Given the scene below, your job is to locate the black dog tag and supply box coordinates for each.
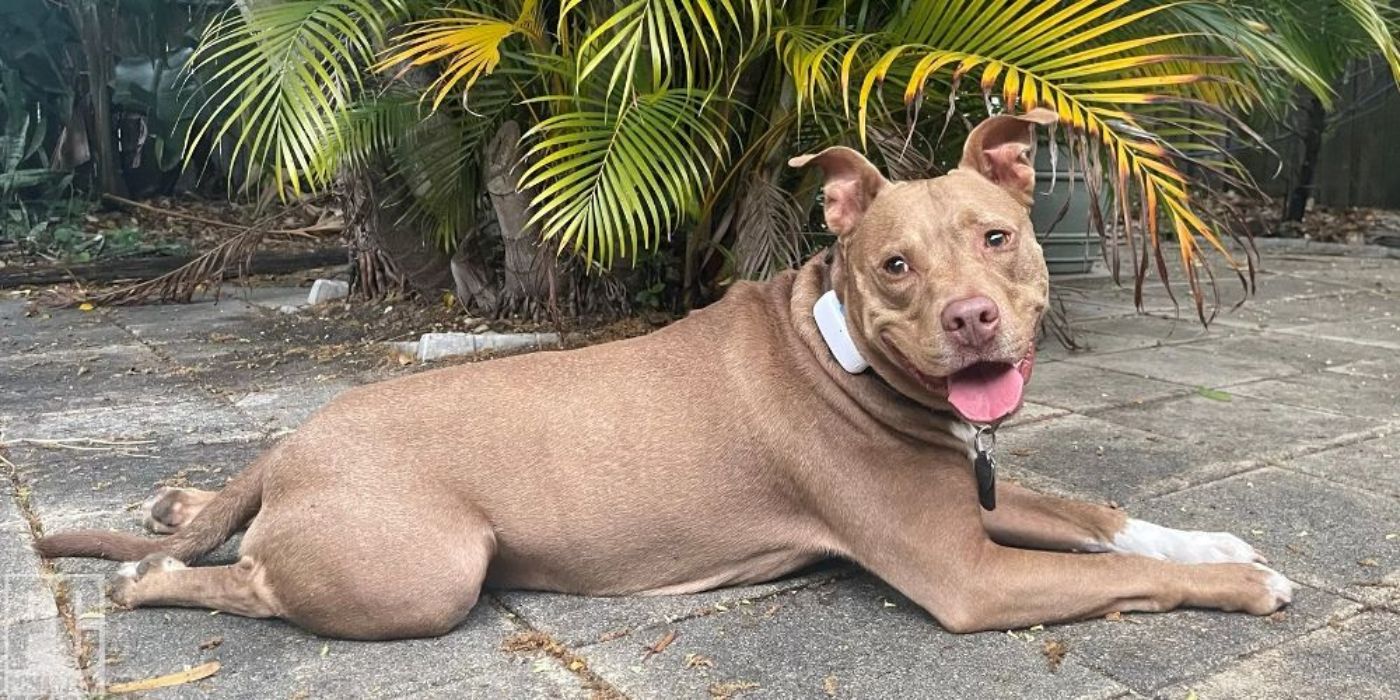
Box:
[974,428,997,511]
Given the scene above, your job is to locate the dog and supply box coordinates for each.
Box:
[35,109,1291,640]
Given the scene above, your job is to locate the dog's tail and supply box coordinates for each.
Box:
[34,458,265,563]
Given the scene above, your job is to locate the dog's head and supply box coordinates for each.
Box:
[790,110,1056,424]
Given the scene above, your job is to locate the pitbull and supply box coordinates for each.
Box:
[36,110,1291,640]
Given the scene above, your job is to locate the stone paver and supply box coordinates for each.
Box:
[1092,393,1379,463]
[1158,611,1400,700]
[86,601,585,699]
[498,567,847,648]
[1130,468,1400,607]
[1281,432,1400,498]
[1044,581,1360,695]
[580,576,1126,700]
[1,253,1397,698]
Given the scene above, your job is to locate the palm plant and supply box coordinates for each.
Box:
[183,0,1400,318]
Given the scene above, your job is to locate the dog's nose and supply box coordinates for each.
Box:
[941,296,1001,347]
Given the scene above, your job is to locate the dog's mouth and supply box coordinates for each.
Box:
[944,359,1031,424]
[885,339,1034,424]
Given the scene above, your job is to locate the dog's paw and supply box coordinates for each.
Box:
[141,487,198,533]
[1208,563,1294,615]
[1111,518,1264,565]
[108,554,185,608]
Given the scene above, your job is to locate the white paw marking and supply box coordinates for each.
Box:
[1254,563,1294,604]
[1109,518,1263,564]
[117,561,140,578]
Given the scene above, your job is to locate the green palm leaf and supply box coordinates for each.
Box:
[184,0,405,196]
[519,89,731,265]
[569,0,766,104]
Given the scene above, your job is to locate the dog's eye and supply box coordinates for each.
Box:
[882,256,909,275]
[985,230,1012,248]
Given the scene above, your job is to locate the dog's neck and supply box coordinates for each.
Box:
[787,254,973,453]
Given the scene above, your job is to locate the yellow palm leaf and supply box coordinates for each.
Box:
[378,2,542,110]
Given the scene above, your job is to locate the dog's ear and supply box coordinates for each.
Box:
[788,147,888,236]
[959,109,1058,205]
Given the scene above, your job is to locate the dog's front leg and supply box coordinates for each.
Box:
[833,461,1292,633]
[982,482,1267,564]
[979,481,1125,552]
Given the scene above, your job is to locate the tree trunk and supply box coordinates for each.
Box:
[485,120,556,318]
[67,0,126,197]
[1283,89,1327,225]
[340,163,453,298]
[450,247,500,314]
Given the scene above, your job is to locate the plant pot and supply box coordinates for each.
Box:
[1031,147,1102,275]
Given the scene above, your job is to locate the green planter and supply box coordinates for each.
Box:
[1031,148,1102,275]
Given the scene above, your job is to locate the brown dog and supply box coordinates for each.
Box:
[35,110,1291,640]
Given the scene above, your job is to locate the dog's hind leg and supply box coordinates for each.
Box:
[109,554,280,619]
[254,502,498,640]
[141,487,218,534]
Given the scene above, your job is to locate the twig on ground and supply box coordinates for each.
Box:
[0,436,157,452]
[102,194,343,237]
[45,212,281,307]
[106,661,220,694]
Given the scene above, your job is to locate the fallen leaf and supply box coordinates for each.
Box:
[319,643,329,657]
[567,659,585,672]
[1195,386,1232,402]
[107,661,219,694]
[823,674,839,697]
[641,629,678,661]
[1042,638,1069,672]
[1358,558,1379,567]
[501,631,552,653]
[1104,611,1123,622]
[198,636,223,651]
[708,680,759,699]
[684,653,714,669]
[78,302,94,312]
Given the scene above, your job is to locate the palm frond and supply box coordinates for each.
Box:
[185,0,406,196]
[569,0,767,104]
[376,1,542,110]
[314,92,426,177]
[1160,1,1400,109]
[394,77,518,249]
[519,89,732,265]
[731,171,804,280]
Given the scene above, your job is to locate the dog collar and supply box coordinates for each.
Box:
[813,290,870,374]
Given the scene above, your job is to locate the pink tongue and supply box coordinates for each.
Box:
[946,364,1025,424]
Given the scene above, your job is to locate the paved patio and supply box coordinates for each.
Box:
[1,253,1397,698]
